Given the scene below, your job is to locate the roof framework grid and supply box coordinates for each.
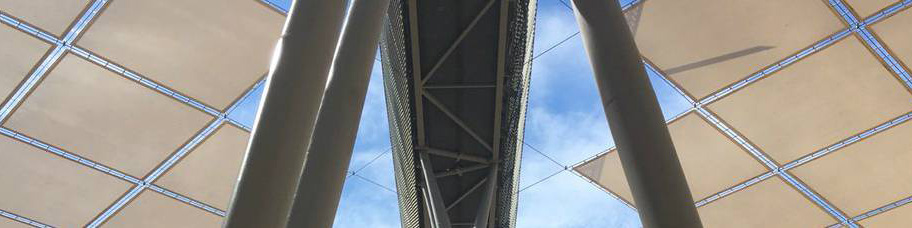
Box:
[572,0,912,227]
[3,54,215,177]
[0,133,132,227]
[74,0,284,110]
[574,112,768,204]
[705,35,912,165]
[856,197,912,227]
[0,0,288,226]
[868,5,912,87]
[101,190,223,227]
[154,124,250,211]
[791,119,912,217]
[0,22,53,113]
[633,0,845,100]
[697,177,837,227]
[0,0,92,36]
[844,0,899,19]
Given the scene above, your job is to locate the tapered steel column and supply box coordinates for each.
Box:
[286,0,390,227]
[222,0,346,227]
[571,0,703,227]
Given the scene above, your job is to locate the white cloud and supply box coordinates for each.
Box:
[516,172,640,228]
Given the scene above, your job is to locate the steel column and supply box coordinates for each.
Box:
[285,0,390,227]
[222,0,346,227]
[571,0,703,227]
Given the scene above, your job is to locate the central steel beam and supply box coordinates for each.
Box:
[475,0,511,226]
[571,0,703,227]
[222,0,346,227]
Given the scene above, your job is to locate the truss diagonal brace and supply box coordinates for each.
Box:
[446,177,489,211]
[423,92,494,152]
[421,0,499,84]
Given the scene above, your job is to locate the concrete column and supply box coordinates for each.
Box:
[222,0,346,227]
[286,0,390,226]
[571,0,703,227]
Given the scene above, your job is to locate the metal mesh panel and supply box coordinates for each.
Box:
[379,0,423,226]
[494,0,537,227]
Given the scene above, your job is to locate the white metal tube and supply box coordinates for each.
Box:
[222,0,347,227]
[572,0,703,227]
[286,0,390,226]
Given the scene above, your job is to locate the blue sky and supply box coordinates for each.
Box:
[234,0,694,227]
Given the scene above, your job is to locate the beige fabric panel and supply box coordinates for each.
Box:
[3,55,212,177]
[0,217,30,228]
[573,113,767,204]
[859,203,912,228]
[708,37,912,164]
[791,121,912,216]
[102,191,221,228]
[0,25,51,101]
[635,0,844,99]
[573,151,635,205]
[844,0,896,18]
[872,8,912,74]
[0,135,131,227]
[155,124,250,210]
[698,178,836,227]
[0,0,88,35]
[667,113,766,200]
[76,0,283,109]
[575,155,604,181]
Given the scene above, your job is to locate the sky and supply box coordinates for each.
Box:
[236,0,694,227]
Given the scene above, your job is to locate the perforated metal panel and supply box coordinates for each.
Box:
[379,0,424,226]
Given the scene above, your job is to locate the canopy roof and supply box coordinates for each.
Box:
[0,0,281,226]
[575,0,912,227]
